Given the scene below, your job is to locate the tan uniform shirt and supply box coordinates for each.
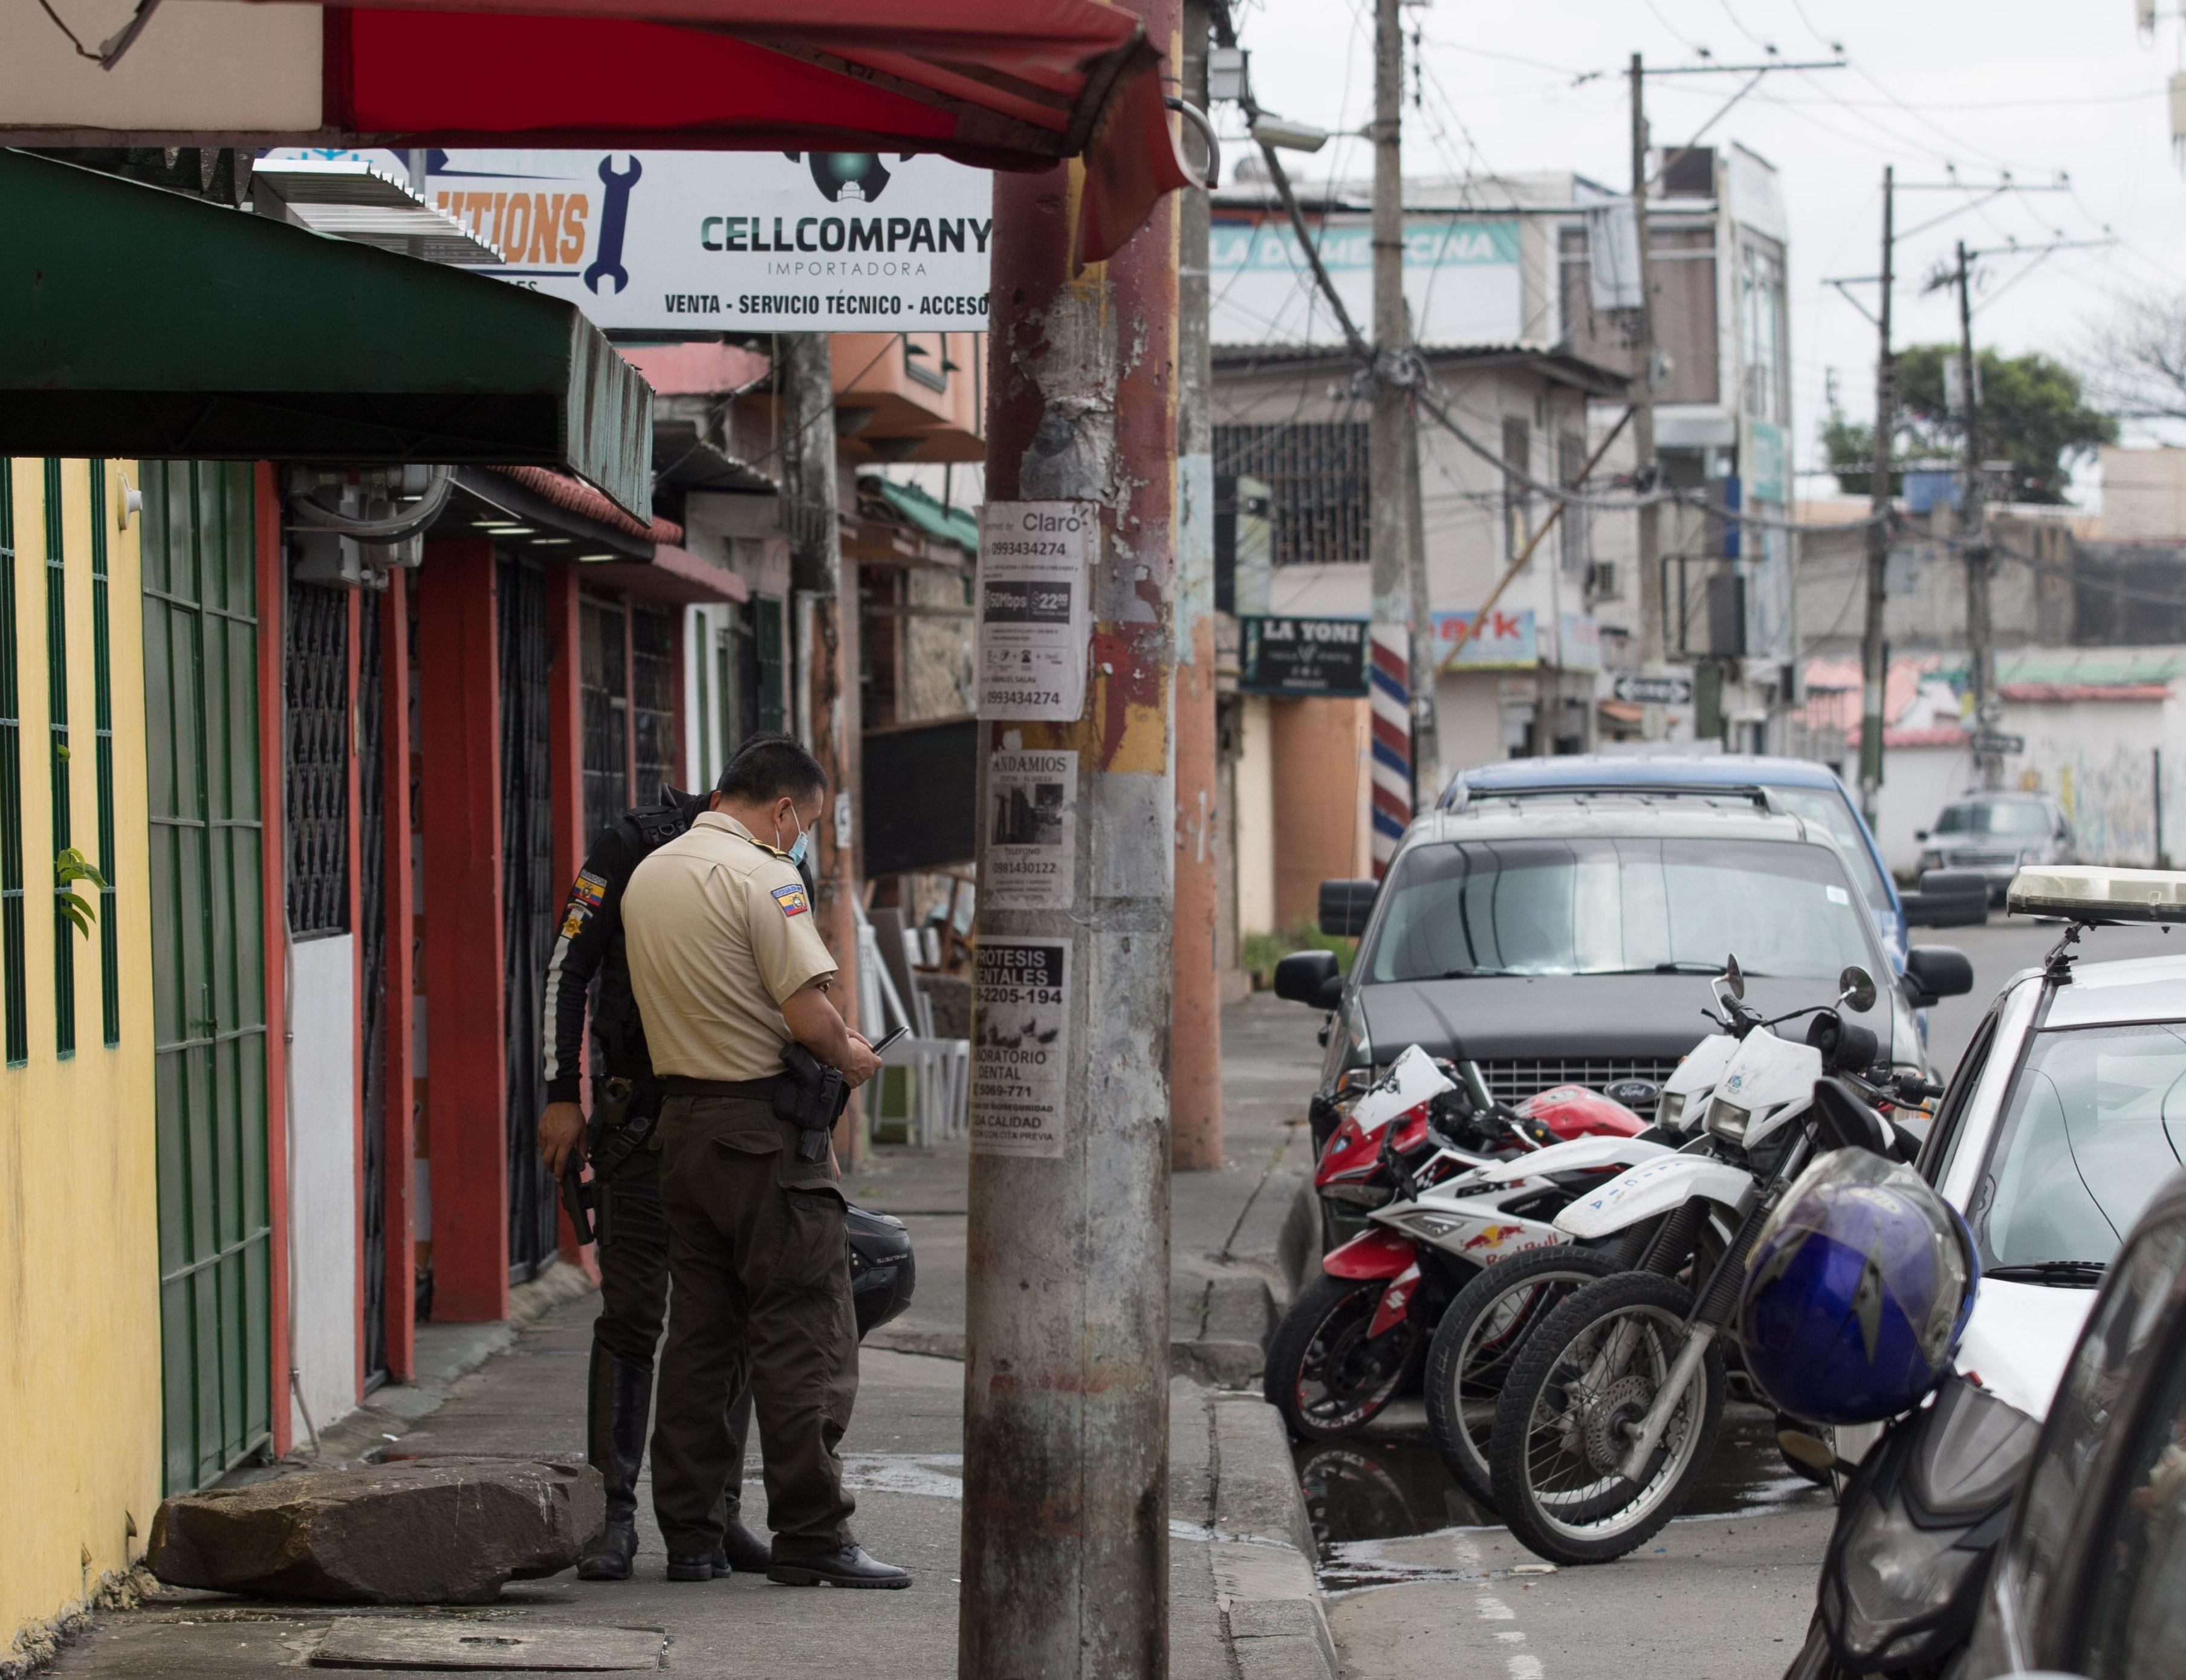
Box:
[621,810,837,1082]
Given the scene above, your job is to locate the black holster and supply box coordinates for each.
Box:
[773,1043,851,1163]
[589,1075,666,1185]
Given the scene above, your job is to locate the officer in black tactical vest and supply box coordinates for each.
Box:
[537,787,769,1582]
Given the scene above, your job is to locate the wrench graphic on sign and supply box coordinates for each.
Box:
[584,155,643,294]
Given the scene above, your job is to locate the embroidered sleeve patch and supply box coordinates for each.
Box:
[559,908,587,940]
[771,882,810,918]
[570,871,608,910]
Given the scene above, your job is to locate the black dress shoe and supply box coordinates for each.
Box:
[719,1518,773,1574]
[767,1545,912,1589]
[666,1552,731,1581]
[577,1521,637,1581]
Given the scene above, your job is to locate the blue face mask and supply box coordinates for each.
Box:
[780,806,810,866]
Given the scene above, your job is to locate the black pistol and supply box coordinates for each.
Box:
[776,1043,851,1164]
[560,1161,598,1245]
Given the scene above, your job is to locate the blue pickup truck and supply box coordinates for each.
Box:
[1441,753,1910,976]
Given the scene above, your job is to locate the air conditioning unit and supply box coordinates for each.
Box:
[1586,560,1620,600]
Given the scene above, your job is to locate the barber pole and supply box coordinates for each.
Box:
[1369,623,1412,877]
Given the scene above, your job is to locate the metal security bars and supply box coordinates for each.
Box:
[1212,422,1371,567]
[44,460,71,1057]
[283,579,349,938]
[357,595,388,1386]
[0,465,22,1065]
[579,596,628,848]
[498,556,557,1283]
[89,462,119,1046]
[631,604,677,806]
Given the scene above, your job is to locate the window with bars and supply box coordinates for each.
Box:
[89,462,118,1045]
[579,596,628,845]
[44,461,73,1055]
[753,594,786,735]
[1212,422,1370,567]
[630,603,678,806]
[1501,417,1532,562]
[1558,431,1590,577]
[284,577,349,938]
[0,464,22,1065]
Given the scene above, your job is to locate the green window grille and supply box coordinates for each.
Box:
[89,461,119,1046]
[45,459,73,1058]
[0,464,22,1065]
[754,593,786,735]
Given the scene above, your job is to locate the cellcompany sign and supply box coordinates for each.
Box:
[270,148,993,334]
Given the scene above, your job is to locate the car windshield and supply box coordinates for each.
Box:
[1358,835,1880,984]
[1936,800,2052,837]
[1769,784,1895,915]
[1968,1022,2186,1273]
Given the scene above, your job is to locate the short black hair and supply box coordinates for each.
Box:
[716,733,828,804]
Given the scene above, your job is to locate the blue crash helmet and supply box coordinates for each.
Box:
[1737,1149,1979,1425]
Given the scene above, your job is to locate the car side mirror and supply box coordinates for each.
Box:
[1273,949,1341,1008]
[1914,829,1929,842]
[1318,878,1378,938]
[1904,945,1974,1007]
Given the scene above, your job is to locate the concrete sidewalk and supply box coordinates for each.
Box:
[46,997,1332,1679]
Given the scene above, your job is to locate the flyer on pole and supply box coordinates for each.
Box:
[976,502,1093,721]
[984,750,1077,910]
[971,939,1071,1159]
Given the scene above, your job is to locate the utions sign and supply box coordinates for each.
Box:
[271,148,993,333]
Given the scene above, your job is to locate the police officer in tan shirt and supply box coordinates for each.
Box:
[621,735,908,1589]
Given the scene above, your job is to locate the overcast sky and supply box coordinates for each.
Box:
[1227,0,2186,499]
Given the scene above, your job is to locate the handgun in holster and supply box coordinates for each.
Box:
[588,1075,665,1185]
[774,1043,851,1164]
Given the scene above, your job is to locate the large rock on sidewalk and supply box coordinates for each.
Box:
[147,1458,603,1605]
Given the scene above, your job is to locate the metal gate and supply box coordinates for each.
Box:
[499,556,556,1282]
[579,595,627,846]
[142,462,272,1491]
[357,597,388,1386]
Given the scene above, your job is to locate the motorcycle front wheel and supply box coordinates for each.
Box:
[1487,1271,1725,1564]
[1263,1273,1422,1441]
[1422,1245,1625,1511]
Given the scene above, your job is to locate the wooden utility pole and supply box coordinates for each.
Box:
[958,0,1180,1667]
[1630,53,1664,696]
[1858,166,1894,826]
[1953,241,1999,791]
[1171,0,1221,1170]
[1367,0,1416,865]
[780,331,863,1163]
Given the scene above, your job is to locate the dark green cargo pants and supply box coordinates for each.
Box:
[649,1093,860,1562]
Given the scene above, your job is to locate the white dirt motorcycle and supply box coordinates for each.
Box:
[1485,959,1929,1564]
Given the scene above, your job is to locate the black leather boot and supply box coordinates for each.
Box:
[767,1545,912,1589]
[577,1344,654,1581]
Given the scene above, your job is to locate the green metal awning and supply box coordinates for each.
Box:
[0,150,650,520]
[859,473,979,553]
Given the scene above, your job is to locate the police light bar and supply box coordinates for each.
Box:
[2007,865,2186,924]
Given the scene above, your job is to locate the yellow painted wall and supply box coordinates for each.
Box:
[0,459,161,1655]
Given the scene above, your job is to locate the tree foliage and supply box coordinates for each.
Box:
[1824,345,2115,505]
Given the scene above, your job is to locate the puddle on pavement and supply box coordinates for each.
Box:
[1296,1403,1829,1590]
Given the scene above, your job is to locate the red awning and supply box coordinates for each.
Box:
[288,0,1192,262]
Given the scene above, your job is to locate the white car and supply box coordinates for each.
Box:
[1898,867,2186,1437]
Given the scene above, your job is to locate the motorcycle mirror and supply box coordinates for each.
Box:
[1837,965,1877,1015]
[1724,954,1745,1000]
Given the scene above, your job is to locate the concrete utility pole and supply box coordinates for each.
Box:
[1858,166,1894,828]
[958,2,1180,1669]
[1953,241,2000,791]
[1367,0,1417,864]
[1629,53,1665,696]
[780,331,864,1162]
[1172,0,1222,1171]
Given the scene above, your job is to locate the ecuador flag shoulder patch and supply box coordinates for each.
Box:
[771,882,810,918]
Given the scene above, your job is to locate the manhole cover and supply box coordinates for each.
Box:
[311,1619,664,1671]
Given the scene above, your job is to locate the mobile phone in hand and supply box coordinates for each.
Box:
[869,1025,910,1056]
